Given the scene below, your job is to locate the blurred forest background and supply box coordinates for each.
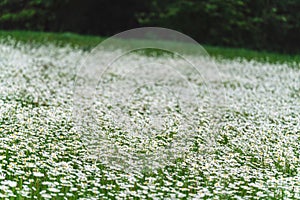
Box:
[0,0,299,54]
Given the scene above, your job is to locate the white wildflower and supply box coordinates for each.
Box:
[48,188,60,193]
[33,172,44,177]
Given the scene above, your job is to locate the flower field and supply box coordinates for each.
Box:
[0,39,299,199]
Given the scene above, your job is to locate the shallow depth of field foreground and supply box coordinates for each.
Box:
[0,40,300,199]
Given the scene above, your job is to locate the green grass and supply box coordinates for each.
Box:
[0,30,104,51]
[204,45,300,66]
[1,30,300,67]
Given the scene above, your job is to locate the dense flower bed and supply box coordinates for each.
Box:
[0,40,299,199]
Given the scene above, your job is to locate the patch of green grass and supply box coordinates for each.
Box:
[205,45,300,67]
[0,30,299,67]
[0,30,104,50]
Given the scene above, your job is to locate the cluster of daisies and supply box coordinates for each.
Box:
[0,39,299,199]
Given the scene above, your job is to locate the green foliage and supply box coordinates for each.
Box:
[0,0,299,53]
[0,0,62,30]
[138,0,300,53]
[0,0,148,34]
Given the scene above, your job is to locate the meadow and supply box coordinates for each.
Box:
[0,31,299,199]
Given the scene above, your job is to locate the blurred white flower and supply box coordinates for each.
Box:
[2,180,17,187]
[33,172,44,177]
[48,188,60,193]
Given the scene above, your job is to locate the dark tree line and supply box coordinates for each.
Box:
[0,0,149,34]
[1,0,299,53]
